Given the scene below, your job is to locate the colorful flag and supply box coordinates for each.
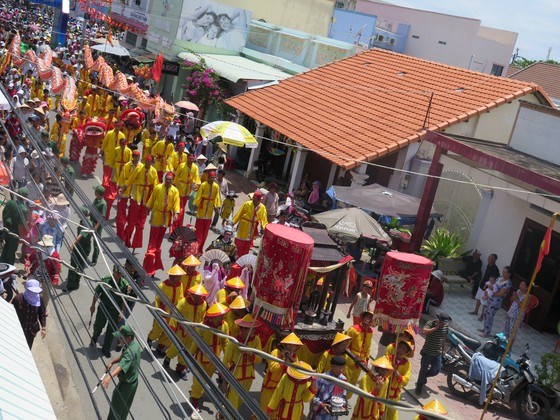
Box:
[107,30,114,47]
[151,53,164,83]
[535,213,558,273]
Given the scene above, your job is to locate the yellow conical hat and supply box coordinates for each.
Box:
[235,314,261,328]
[206,302,230,317]
[182,255,201,266]
[280,332,303,346]
[316,277,324,286]
[225,276,245,290]
[332,332,352,346]
[167,265,186,276]
[423,400,448,415]
[371,355,394,371]
[287,361,313,380]
[228,295,249,310]
[187,283,208,297]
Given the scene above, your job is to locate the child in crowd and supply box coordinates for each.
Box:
[477,275,497,321]
[220,191,236,226]
[347,280,373,325]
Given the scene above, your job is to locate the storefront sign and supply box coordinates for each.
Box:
[162,61,180,76]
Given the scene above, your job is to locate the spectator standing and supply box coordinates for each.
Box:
[480,266,512,338]
[471,253,499,309]
[211,169,228,230]
[346,280,373,325]
[12,279,47,349]
[504,281,528,338]
[262,182,279,223]
[0,187,29,265]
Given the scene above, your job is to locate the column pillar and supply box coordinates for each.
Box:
[282,146,293,179]
[350,163,368,187]
[245,122,264,176]
[326,163,337,188]
[410,146,444,251]
[288,146,308,193]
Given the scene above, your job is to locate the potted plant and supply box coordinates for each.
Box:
[420,228,463,262]
[535,352,560,408]
[382,217,412,251]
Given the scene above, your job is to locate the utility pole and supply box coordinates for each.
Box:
[546,47,552,61]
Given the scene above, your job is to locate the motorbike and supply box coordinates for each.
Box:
[447,341,551,420]
[277,201,311,228]
[444,327,519,374]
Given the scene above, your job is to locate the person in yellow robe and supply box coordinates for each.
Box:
[101,122,126,188]
[124,155,158,249]
[346,310,375,386]
[385,339,413,420]
[225,295,249,338]
[232,189,268,257]
[105,138,131,219]
[42,89,53,111]
[352,356,393,420]
[179,255,202,290]
[164,283,208,379]
[84,88,102,117]
[168,141,189,172]
[413,400,448,420]
[193,171,221,253]
[146,265,186,355]
[189,302,230,412]
[260,332,303,413]
[50,114,68,158]
[317,332,352,376]
[142,174,180,276]
[267,361,317,420]
[104,108,118,131]
[151,135,175,180]
[222,314,262,411]
[141,126,158,161]
[216,276,245,307]
[172,154,200,232]
[116,150,142,243]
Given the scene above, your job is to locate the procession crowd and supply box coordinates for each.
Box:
[0,3,455,420]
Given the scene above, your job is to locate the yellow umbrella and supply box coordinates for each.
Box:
[200,121,258,149]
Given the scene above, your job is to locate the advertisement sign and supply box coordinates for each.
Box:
[177,0,252,52]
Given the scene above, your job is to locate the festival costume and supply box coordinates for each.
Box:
[124,164,158,248]
[101,129,126,188]
[181,272,202,291]
[147,279,184,351]
[152,140,174,180]
[223,334,262,409]
[168,151,189,172]
[189,319,229,400]
[384,346,412,420]
[116,161,141,242]
[172,162,200,231]
[317,350,350,377]
[49,122,67,158]
[351,374,389,420]
[193,181,221,253]
[69,116,87,162]
[105,145,131,218]
[346,324,374,386]
[260,348,299,413]
[142,183,180,276]
[233,200,268,257]
[85,93,102,117]
[165,295,207,370]
[267,373,317,420]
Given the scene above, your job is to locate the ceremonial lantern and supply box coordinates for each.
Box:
[253,224,314,328]
[373,252,433,332]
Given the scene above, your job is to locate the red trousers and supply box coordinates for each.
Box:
[69,135,84,163]
[195,218,211,254]
[116,197,129,241]
[235,238,252,257]
[171,196,188,233]
[102,165,112,188]
[125,200,149,248]
[143,226,166,276]
[104,181,118,219]
[80,147,97,175]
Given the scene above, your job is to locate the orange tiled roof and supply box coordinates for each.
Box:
[509,62,560,100]
[226,49,553,170]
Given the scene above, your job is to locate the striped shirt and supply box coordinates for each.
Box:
[421,319,448,356]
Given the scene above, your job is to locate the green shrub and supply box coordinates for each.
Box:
[421,228,463,261]
[535,352,560,390]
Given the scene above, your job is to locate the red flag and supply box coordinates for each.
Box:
[152,53,164,83]
[535,213,558,273]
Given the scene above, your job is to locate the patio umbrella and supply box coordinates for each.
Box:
[174,100,199,111]
[312,207,392,244]
[200,121,258,148]
[91,43,130,57]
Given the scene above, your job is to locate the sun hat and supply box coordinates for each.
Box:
[371,355,394,371]
[228,295,249,310]
[54,194,70,206]
[280,332,303,346]
[23,279,42,307]
[196,154,207,161]
[167,264,186,276]
[431,270,444,281]
[332,332,351,346]
[423,400,448,415]
[25,279,43,293]
[206,302,230,317]
[187,284,208,297]
[235,314,260,328]
[182,255,201,266]
[287,361,313,381]
[225,277,245,290]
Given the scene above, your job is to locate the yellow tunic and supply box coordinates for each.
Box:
[180,272,202,291]
[117,161,141,198]
[168,151,189,172]
[352,374,389,420]
[175,162,200,197]
[85,93,102,117]
[123,126,142,144]
[148,279,184,344]
[165,296,207,363]
[346,324,375,385]
[102,129,126,167]
[385,345,411,420]
[147,183,180,227]
[49,122,67,158]
[126,164,158,206]
[111,145,132,183]
[189,320,229,367]
[267,374,316,420]
[260,348,299,412]
[316,350,349,377]
[141,132,157,161]
[152,140,174,172]
[223,335,262,409]
[193,181,221,220]
[220,197,235,220]
[233,200,268,241]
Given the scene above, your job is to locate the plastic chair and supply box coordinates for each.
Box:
[523,294,539,325]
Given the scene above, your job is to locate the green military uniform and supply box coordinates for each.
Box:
[66,225,92,290]
[0,198,28,265]
[92,275,129,353]
[108,337,141,420]
[63,162,76,196]
[90,196,107,265]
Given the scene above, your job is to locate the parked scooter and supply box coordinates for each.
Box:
[444,327,519,374]
[447,342,551,419]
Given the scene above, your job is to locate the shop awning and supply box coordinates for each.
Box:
[177,52,292,83]
[0,299,56,419]
[129,48,157,63]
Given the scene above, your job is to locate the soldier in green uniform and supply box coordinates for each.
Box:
[102,325,141,420]
[60,156,75,196]
[1,187,29,265]
[64,206,93,291]
[91,185,107,266]
[90,265,129,358]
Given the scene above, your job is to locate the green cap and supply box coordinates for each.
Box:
[18,187,29,197]
[94,185,105,195]
[60,156,70,164]
[113,325,135,338]
[40,130,49,138]
[79,205,89,215]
